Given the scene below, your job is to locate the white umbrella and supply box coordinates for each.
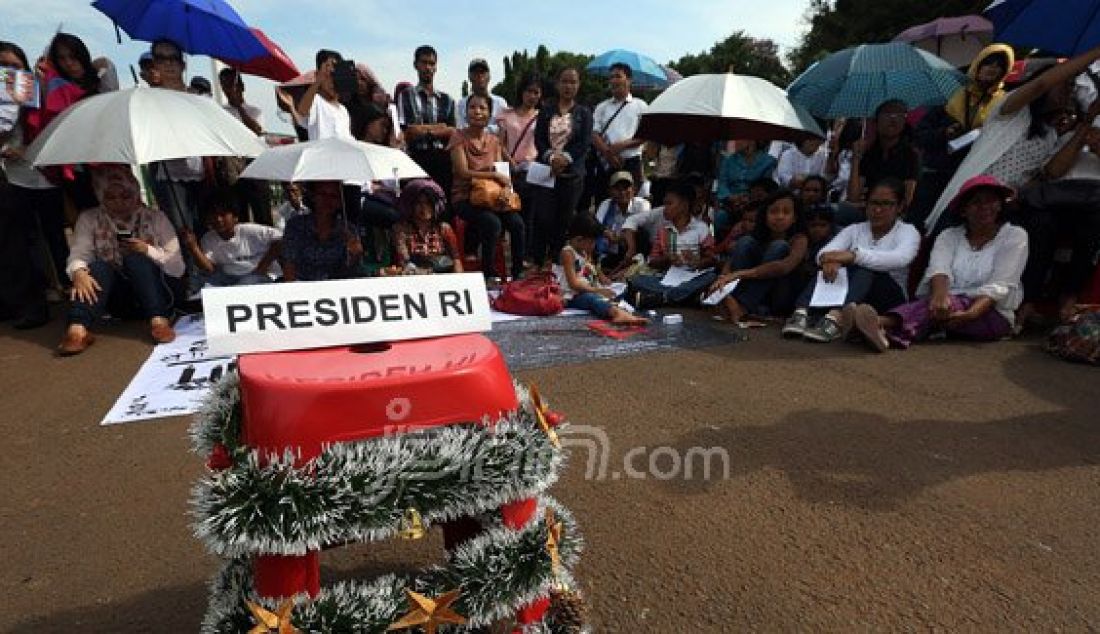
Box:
[636,73,823,145]
[239,137,428,185]
[26,87,267,166]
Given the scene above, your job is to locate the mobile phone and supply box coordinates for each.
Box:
[332,60,357,97]
[116,229,132,242]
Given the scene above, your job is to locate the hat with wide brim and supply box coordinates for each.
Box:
[947,174,1014,213]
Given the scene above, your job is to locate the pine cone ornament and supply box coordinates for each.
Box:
[546,586,587,633]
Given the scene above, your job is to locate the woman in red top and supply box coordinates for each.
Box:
[450,93,525,280]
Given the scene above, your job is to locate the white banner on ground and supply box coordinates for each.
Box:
[101,315,235,425]
[202,273,492,355]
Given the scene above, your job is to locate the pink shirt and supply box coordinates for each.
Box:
[495,107,538,165]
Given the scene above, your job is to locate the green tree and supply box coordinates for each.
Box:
[789,0,991,74]
[669,32,791,86]
[493,47,606,107]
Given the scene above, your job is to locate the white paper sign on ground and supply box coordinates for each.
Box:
[702,279,740,305]
[203,273,491,355]
[660,265,707,287]
[809,268,849,307]
[101,315,235,425]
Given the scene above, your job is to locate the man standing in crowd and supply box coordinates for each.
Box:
[297,49,353,141]
[219,67,272,226]
[586,62,648,211]
[397,45,456,202]
[456,58,508,134]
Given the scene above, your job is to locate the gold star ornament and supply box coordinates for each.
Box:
[528,384,560,448]
[387,588,468,634]
[245,598,299,634]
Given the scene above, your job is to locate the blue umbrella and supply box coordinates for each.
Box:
[986,0,1100,56]
[92,0,269,62]
[587,49,668,88]
[788,42,967,118]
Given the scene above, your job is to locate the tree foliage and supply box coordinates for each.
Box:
[493,46,607,107]
[789,0,992,74]
[669,32,791,86]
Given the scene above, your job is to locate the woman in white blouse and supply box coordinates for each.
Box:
[59,165,184,355]
[845,175,1028,351]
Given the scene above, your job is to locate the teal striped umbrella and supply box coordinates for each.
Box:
[788,42,966,118]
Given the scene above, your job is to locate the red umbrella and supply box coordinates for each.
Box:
[222,28,299,83]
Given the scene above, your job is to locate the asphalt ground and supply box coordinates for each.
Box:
[2,312,1098,632]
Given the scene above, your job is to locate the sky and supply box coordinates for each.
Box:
[2,0,813,134]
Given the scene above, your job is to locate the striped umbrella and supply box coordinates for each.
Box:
[788,42,967,118]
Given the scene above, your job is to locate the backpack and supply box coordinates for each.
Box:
[491,272,564,316]
[1045,310,1100,366]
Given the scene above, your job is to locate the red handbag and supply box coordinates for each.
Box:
[491,273,565,316]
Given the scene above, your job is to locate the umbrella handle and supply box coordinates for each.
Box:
[113,21,122,45]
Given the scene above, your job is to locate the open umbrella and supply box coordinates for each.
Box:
[635,73,823,145]
[986,0,1100,56]
[222,28,299,83]
[25,87,266,166]
[587,49,669,88]
[92,0,269,62]
[894,15,994,67]
[239,138,427,185]
[787,42,967,118]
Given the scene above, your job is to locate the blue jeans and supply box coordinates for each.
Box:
[631,269,718,305]
[67,255,175,327]
[728,236,795,315]
[567,291,614,318]
[202,271,274,287]
[796,265,906,313]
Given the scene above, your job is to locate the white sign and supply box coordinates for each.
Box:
[102,315,233,425]
[809,268,849,308]
[202,273,492,355]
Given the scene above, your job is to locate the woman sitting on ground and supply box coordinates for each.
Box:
[449,93,525,281]
[558,213,646,325]
[783,177,921,342]
[391,179,462,274]
[845,175,1028,351]
[709,189,808,324]
[58,165,183,355]
[281,180,363,281]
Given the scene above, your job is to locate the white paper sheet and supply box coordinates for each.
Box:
[609,282,628,297]
[101,315,237,425]
[526,162,556,188]
[702,279,740,305]
[948,129,980,154]
[660,266,706,287]
[493,161,510,178]
[809,268,849,307]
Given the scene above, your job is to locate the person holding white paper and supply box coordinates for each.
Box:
[785,178,919,343]
[628,182,717,308]
[708,190,808,324]
[852,175,1027,352]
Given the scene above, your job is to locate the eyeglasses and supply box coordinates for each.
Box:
[867,199,898,208]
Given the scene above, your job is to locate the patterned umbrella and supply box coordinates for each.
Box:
[894,15,994,67]
[788,42,967,118]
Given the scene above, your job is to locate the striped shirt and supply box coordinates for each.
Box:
[397,84,456,152]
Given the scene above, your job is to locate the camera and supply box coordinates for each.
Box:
[332,60,358,97]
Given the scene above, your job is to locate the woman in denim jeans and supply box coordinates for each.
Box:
[709,190,807,324]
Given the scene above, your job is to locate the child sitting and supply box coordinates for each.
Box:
[558,213,647,325]
[181,189,281,287]
[389,179,462,274]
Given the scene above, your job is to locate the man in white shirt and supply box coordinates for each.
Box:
[776,138,828,189]
[456,58,509,134]
[297,50,353,141]
[588,63,648,209]
[180,189,282,286]
[594,171,651,267]
[218,68,273,225]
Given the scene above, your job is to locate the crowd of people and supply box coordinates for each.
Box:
[2,32,1100,357]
